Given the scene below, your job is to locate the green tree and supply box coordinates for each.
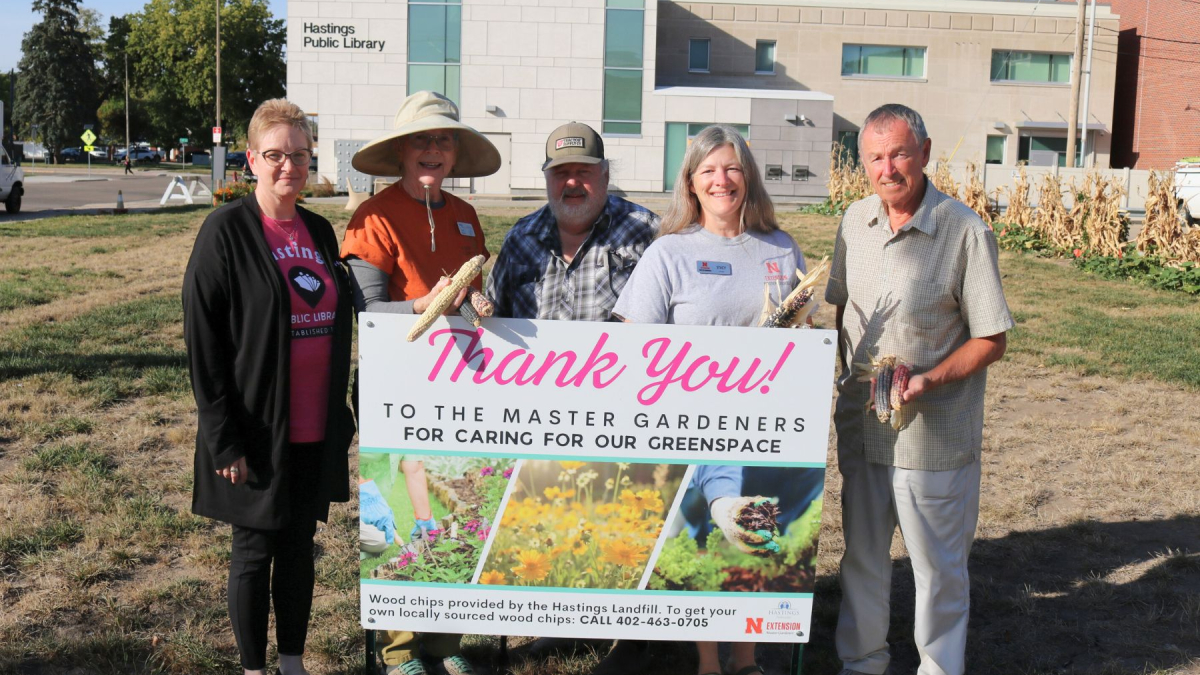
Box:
[127,0,284,147]
[15,0,99,159]
[98,15,131,103]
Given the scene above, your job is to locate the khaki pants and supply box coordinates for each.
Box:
[381,631,463,666]
[835,447,981,675]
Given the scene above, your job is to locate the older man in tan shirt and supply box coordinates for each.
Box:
[825,104,1014,675]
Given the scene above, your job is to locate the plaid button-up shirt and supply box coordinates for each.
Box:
[487,195,660,321]
[825,182,1014,471]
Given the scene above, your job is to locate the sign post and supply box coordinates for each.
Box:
[179,137,188,169]
[357,316,836,647]
[81,128,97,179]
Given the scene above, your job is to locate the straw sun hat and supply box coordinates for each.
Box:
[351,91,501,178]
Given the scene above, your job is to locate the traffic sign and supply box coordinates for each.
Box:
[179,137,189,144]
[213,126,222,144]
[81,129,97,145]
[84,145,95,152]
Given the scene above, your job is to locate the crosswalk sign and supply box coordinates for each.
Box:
[81,129,97,145]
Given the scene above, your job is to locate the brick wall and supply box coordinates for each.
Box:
[1108,0,1200,169]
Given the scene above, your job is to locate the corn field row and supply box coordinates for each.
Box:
[825,147,1200,265]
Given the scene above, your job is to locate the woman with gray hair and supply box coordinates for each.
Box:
[611,124,810,675]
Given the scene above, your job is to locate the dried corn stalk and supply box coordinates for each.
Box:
[928,156,960,201]
[407,254,486,342]
[1083,172,1128,258]
[962,161,993,226]
[827,145,871,210]
[1137,170,1198,265]
[1031,173,1075,249]
[999,164,1034,231]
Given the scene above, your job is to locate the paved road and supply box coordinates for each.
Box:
[16,169,214,213]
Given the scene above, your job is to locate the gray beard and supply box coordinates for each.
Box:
[548,193,605,231]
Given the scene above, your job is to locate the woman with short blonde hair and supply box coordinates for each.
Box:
[184,98,354,675]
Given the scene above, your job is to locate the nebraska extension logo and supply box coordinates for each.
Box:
[746,601,806,636]
[765,262,781,274]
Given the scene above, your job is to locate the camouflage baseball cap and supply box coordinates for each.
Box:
[543,122,605,171]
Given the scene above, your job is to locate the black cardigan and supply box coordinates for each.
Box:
[183,194,355,529]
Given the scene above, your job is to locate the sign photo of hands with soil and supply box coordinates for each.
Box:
[360,454,515,584]
[357,314,837,642]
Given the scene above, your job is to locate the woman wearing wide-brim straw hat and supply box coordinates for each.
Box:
[340,91,495,675]
[342,90,499,315]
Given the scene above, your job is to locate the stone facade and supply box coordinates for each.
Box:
[656,0,1121,168]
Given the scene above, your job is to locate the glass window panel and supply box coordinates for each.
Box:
[904,47,925,77]
[991,51,1007,80]
[606,0,643,8]
[409,5,461,63]
[861,45,905,76]
[407,64,459,104]
[755,41,775,73]
[1012,52,1051,81]
[986,136,1005,164]
[605,10,644,68]
[664,122,688,190]
[841,45,861,75]
[1050,54,1071,83]
[689,38,710,71]
[603,68,642,122]
[603,121,641,135]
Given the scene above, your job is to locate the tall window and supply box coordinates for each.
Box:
[409,0,462,103]
[603,0,644,135]
[842,44,925,78]
[689,38,710,72]
[755,41,776,74]
[986,136,1006,165]
[991,51,1071,84]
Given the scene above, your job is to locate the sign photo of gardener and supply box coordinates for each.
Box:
[357,314,837,642]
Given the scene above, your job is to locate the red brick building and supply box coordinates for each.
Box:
[1107,0,1200,168]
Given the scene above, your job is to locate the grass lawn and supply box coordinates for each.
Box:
[0,202,1196,675]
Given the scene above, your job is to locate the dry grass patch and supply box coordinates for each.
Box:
[0,205,1196,674]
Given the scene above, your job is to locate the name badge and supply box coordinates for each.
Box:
[457,221,476,237]
[696,261,732,275]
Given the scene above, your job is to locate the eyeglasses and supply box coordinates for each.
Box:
[408,133,456,152]
[258,149,313,167]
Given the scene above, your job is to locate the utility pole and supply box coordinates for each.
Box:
[1079,0,1097,168]
[1065,0,1086,169]
[215,0,221,138]
[124,53,130,157]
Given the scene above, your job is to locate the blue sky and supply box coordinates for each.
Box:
[1,0,286,73]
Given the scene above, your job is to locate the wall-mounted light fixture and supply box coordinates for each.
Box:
[486,105,499,114]
[784,114,809,124]
[992,121,1007,130]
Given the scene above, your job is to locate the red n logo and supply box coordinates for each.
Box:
[766,262,780,274]
[745,618,763,634]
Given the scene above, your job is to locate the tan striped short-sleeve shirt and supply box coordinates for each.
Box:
[824,183,1014,471]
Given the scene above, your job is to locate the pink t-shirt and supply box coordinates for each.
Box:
[262,214,337,443]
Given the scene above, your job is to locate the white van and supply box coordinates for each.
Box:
[0,144,24,214]
[1176,159,1200,225]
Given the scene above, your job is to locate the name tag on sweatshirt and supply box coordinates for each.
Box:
[696,260,732,275]
[457,222,476,237]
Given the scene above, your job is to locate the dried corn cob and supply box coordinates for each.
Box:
[458,299,482,327]
[873,358,895,423]
[759,256,831,328]
[466,287,494,318]
[407,254,486,342]
[890,363,910,411]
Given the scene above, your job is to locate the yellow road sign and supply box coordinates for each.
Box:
[81,129,97,145]
[84,145,95,152]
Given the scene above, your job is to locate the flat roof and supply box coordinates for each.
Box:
[654,86,835,102]
[678,0,1118,20]
[1017,120,1108,132]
